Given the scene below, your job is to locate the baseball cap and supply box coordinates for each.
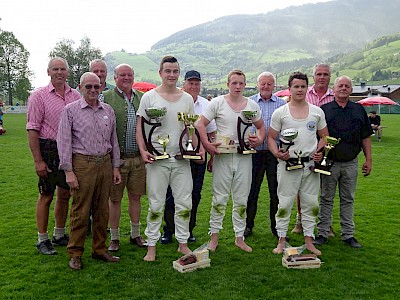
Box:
[184,70,201,81]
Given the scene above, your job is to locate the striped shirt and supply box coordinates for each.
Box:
[26,82,81,140]
[116,87,138,154]
[306,85,335,107]
[57,98,120,171]
[249,93,287,150]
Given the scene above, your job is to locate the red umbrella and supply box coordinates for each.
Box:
[356,97,399,106]
[132,82,157,92]
[274,89,290,97]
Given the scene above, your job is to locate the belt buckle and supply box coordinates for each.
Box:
[95,156,103,164]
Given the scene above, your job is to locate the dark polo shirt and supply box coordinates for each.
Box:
[321,99,373,162]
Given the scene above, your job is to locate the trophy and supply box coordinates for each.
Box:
[313,136,341,175]
[177,112,202,160]
[280,128,298,153]
[280,128,303,171]
[237,110,258,154]
[141,107,170,160]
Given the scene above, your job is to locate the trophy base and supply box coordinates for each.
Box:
[183,154,202,160]
[241,149,257,155]
[314,168,331,175]
[217,145,237,154]
[155,154,170,160]
[286,163,304,171]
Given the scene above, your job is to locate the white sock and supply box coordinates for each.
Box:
[38,232,49,243]
[110,228,120,241]
[130,222,140,239]
[53,227,66,239]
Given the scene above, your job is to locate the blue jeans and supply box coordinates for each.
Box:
[246,151,279,235]
[163,157,207,235]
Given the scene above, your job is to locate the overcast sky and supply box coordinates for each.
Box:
[1,0,331,87]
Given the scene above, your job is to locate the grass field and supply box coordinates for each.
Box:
[0,113,399,300]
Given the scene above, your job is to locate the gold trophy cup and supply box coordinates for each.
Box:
[237,110,258,154]
[313,136,341,175]
[142,107,170,160]
[177,112,202,160]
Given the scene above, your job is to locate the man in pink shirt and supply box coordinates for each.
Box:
[291,63,335,236]
[57,72,121,270]
[27,57,81,255]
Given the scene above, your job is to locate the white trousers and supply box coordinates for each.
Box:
[209,153,252,237]
[144,158,192,246]
[276,161,320,238]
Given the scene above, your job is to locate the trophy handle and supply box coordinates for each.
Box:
[237,116,251,153]
[179,126,201,154]
[142,117,163,156]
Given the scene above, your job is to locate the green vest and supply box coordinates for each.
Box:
[103,87,143,154]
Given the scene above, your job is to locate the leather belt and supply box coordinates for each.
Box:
[121,152,141,159]
[74,153,110,163]
[288,157,310,163]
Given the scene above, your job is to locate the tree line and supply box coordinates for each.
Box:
[0,30,101,106]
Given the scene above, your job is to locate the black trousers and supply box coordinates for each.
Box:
[246,151,279,235]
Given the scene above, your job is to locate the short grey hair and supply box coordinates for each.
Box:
[257,71,276,84]
[80,72,100,85]
[48,57,69,71]
[114,64,134,77]
[312,63,331,76]
[89,59,107,72]
[334,75,352,87]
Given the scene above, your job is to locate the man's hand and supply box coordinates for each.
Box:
[140,150,156,164]
[35,160,50,178]
[65,171,79,189]
[248,135,262,149]
[113,168,122,184]
[194,150,206,164]
[275,149,290,161]
[362,160,372,177]
[203,141,221,156]
[207,155,214,172]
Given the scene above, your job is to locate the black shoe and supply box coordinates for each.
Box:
[37,239,57,255]
[243,227,253,238]
[52,234,69,246]
[313,235,328,245]
[160,232,173,244]
[343,237,362,248]
[188,233,197,243]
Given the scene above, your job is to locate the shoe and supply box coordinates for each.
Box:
[291,222,303,234]
[160,232,173,244]
[313,235,328,245]
[329,226,335,238]
[52,234,69,246]
[69,257,82,270]
[108,240,120,252]
[130,236,148,248]
[343,237,362,248]
[243,227,253,238]
[188,233,197,243]
[36,239,57,255]
[92,252,120,262]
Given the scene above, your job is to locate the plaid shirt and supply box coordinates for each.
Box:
[116,87,138,153]
[249,93,286,150]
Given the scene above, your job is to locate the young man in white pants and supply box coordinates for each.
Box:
[136,56,200,261]
[268,72,328,255]
[196,70,265,253]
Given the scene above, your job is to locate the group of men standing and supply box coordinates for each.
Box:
[26,57,372,270]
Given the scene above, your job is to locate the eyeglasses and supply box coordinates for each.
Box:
[84,84,101,90]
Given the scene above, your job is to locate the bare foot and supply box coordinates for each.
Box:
[207,233,219,252]
[178,243,192,255]
[305,236,321,255]
[306,243,322,256]
[235,237,252,252]
[143,246,156,261]
[272,237,286,254]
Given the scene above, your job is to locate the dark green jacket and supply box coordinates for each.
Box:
[103,87,143,154]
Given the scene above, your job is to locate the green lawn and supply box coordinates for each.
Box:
[0,113,399,300]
